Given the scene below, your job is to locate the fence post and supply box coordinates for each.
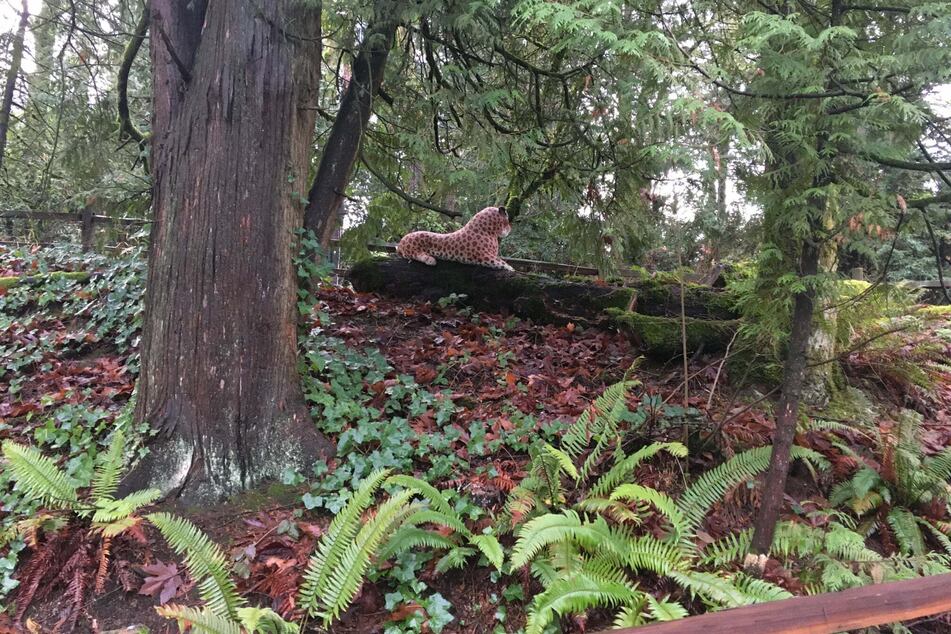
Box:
[80,207,94,252]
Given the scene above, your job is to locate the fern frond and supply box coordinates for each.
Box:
[94,515,143,538]
[730,572,793,603]
[2,440,79,511]
[627,535,683,575]
[376,526,456,561]
[561,380,639,463]
[887,507,926,555]
[702,528,752,566]
[307,491,422,624]
[146,513,244,617]
[919,519,951,556]
[610,483,687,539]
[155,604,240,634]
[297,468,391,610]
[385,474,457,518]
[590,442,687,497]
[613,601,648,627]
[540,443,580,482]
[923,448,951,488]
[678,446,826,540]
[91,429,126,501]
[236,607,301,633]
[401,508,468,535]
[525,571,638,634]
[93,489,161,523]
[645,594,688,621]
[824,522,882,562]
[436,546,476,573]
[670,570,749,608]
[470,533,505,570]
[509,512,629,570]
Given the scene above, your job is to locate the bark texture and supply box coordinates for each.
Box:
[750,241,820,554]
[303,19,396,246]
[126,0,331,503]
[0,0,29,171]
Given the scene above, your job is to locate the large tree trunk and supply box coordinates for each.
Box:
[0,0,29,172]
[124,0,331,503]
[303,19,397,246]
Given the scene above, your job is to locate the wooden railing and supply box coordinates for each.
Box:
[0,209,149,251]
[602,573,951,634]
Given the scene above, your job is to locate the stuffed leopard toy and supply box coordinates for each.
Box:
[396,206,514,271]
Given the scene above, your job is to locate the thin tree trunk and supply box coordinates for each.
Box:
[0,0,29,172]
[749,239,820,556]
[303,20,396,246]
[123,0,331,503]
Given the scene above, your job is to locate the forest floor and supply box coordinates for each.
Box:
[2,248,951,633]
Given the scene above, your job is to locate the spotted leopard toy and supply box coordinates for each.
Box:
[396,206,514,271]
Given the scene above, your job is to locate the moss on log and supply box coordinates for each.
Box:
[0,270,90,290]
[348,256,740,356]
[605,309,740,357]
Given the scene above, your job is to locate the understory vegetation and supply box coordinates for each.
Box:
[2,246,950,632]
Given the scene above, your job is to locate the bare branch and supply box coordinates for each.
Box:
[359,156,461,218]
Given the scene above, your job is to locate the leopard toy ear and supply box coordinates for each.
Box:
[497,205,508,219]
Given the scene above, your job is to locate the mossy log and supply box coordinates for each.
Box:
[347,256,740,355]
[0,270,89,290]
[606,309,739,357]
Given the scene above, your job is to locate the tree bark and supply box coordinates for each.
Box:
[0,0,29,172]
[125,0,332,503]
[749,241,819,556]
[303,19,397,246]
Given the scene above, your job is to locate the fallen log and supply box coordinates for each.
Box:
[0,270,89,290]
[347,256,740,356]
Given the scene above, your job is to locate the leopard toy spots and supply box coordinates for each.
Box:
[396,206,514,271]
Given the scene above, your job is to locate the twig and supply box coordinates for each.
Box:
[707,329,740,410]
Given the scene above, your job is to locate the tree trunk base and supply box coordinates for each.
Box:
[118,407,332,506]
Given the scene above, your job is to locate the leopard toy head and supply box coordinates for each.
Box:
[465,206,511,238]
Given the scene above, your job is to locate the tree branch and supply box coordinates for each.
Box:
[843,4,911,12]
[359,156,461,218]
[117,0,151,145]
[862,153,951,172]
[907,191,951,209]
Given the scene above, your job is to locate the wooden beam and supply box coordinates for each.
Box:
[0,210,150,225]
[904,279,951,289]
[606,574,951,634]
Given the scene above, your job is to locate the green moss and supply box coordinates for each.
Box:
[0,270,89,289]
[216,481,303,514]
[605,308,740,357]
[918,304,951,317]
[628,264,651,280]
[348,257,390,292]
[819,386,880,427]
